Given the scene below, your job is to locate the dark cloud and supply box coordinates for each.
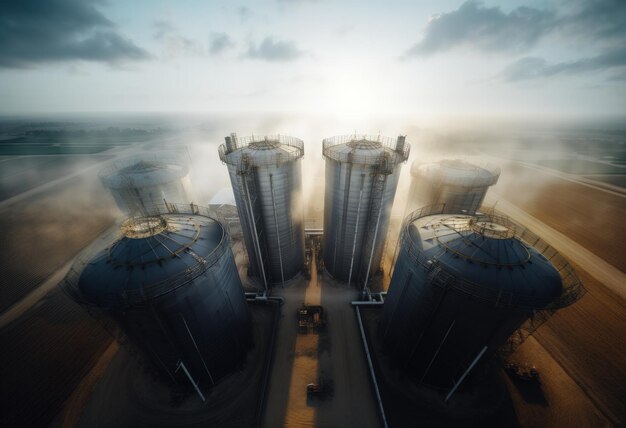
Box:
[209,33,234,55]
[500,48,626,81]
[405,0,626,58]
[559,0,626,44]
[0,0,149,68]
[152,21,202,57]
[405,1,554,57]
[246,37,303,61]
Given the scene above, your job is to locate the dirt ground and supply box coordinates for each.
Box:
[0,166,118,428]
[505,336,611,428]
[0,174,116,312]
[265,254,381,427]
[0,288,113,427]
[492,162,626,272]
[487,163,626,424]
[534,267,626,425]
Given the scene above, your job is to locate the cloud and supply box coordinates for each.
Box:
[500,48,626,81]
[277,0,319,4]
[209,33,234,55]
[405,1,554,57]
[405,0,626,59]
[0,0,149,68]
[152,20,202,58]
[559,0,626,44]
[246,37,303,61]
[238,6,252,22]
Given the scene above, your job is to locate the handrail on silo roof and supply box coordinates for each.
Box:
[399,205,586,311]
[62,202,232,308]
[218,134,304,167]
[322,134,410,166]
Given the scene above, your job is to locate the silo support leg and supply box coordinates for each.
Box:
[175,360,206,402]
[445,345,488,403]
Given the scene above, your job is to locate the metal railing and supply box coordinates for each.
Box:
[322,134,410,165]
[397,205,586,310]
[62,203,232,308]
[218,134,304,167]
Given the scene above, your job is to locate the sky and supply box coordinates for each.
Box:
[0,0,625,119]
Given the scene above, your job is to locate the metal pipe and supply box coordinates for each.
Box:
[445,345,488,403]
[269,174,285,286]
[348,174,365,288]
[351,301,384,306]
[363,176,386,289]
[245,292,285,304]
[355,306,389,428]
[176,360,206,402]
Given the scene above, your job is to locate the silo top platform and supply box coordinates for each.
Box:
[100,154,189,189]
[400,206,585,310]
[322,134,409,165]
[68,211,229,308]
[411,159,500,187]
[218,134,304,167]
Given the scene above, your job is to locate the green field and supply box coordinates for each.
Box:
[0,135,152,156]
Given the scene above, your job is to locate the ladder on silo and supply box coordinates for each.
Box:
[360,153,392,289]
[238,155,270,290]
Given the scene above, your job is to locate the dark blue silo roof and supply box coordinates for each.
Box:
[77,215,225,307]
[407,214,563,303]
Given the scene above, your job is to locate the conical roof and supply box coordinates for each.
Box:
[77,215,226,307]
[408,214,563,304]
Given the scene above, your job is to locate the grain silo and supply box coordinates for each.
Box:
[382,205,585,399]
[63,204,251,393]
[219,133,305,289]
[100,153,193,216]
[322,134,409,288]
[406,159,500,215]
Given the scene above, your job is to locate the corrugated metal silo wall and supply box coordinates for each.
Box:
[254,160,305,283]
[406,177,489,215]
[226,160,305,284]
[382,242,531,388]
[111,179,192,216]
[323,159,402,285]
[106,238,251,386]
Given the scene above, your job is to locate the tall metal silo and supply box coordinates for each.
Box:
[322,134,409,288]
[406,159,500,215]
[100,152,193,216]
[63,204,251,393]
[382,205,585,399]
[219,134,305,289]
